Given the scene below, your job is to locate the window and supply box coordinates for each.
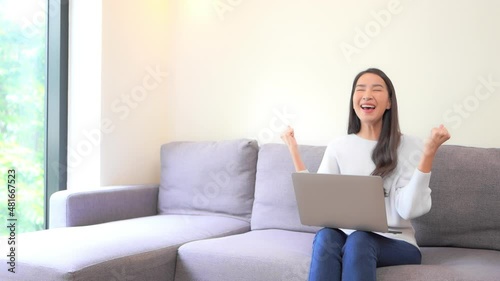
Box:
[0,0,68,235]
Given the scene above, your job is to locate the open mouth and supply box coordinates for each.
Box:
[360,104,376,112]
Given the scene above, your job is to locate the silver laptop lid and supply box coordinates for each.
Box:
[292,172,389,233]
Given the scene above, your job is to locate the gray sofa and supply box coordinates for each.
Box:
[2,139,499,281]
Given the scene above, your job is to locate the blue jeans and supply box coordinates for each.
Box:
[308,228,421,281]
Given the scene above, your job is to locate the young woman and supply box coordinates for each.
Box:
[281,68,450,281]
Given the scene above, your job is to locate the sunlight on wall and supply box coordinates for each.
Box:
[164,0,500,148]
[69,0,500,187]
[67,0,101,189]
[179,0,215,22]
[100,0,169,186]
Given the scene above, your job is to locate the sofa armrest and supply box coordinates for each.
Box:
[49,184,159,228]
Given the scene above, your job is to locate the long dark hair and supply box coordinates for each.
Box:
[347,68,401,178]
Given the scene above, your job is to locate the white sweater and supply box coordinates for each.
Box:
[315,134,432,248]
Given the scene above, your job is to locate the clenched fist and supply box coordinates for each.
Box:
[281,126,307,171]
[281,126,298,149]
[423,124,451,156]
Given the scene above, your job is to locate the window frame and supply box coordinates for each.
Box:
[45,0,69,228]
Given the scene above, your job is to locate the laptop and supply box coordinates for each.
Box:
[292,172,401,234]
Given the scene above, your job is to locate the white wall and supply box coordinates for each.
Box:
[69,0,500,188]
[67,0,101,189]
[164,0,500,147]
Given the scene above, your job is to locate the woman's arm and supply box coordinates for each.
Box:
[396,125,451,219]
[281,126,307,172]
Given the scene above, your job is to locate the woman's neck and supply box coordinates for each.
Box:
[357,123,382,141]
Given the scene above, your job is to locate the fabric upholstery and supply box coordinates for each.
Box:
[176,231,500,281]
[175,229,315,281]
[49,184,159,228]
[412,145,500,250]
[158,139,258,221]
[377,247,500,281]
[0,215,249,281]
[251,143,325,232]
[4,141,499,281]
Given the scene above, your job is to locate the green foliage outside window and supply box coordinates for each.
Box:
[0,1,47,235]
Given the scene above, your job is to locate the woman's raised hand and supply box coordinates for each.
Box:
[281,125,298,149]
[281,126,307,172]
[418,124,451,173]
[423,124,451,156]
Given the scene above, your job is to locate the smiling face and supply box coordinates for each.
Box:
[352,73,392,127]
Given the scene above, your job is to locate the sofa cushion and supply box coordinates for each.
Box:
[0,215,250,281]
[251,143,325,232]
[412,145,500,251]
[158,139,258,221]
[175,229,500,281]
[376,247,500,281]
[175,229,315,281]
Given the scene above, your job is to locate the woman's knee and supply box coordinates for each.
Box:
[315,228,338,239]
[344,231,378,254]
[314,228,346,252]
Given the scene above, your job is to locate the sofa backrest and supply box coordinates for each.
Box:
[412,145,500,251]
[251,143,326,232]
[157,139,258,222]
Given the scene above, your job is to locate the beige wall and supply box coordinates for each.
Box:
[69,0,500,188]
[100,0,170,185]
[164,0,500,147]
